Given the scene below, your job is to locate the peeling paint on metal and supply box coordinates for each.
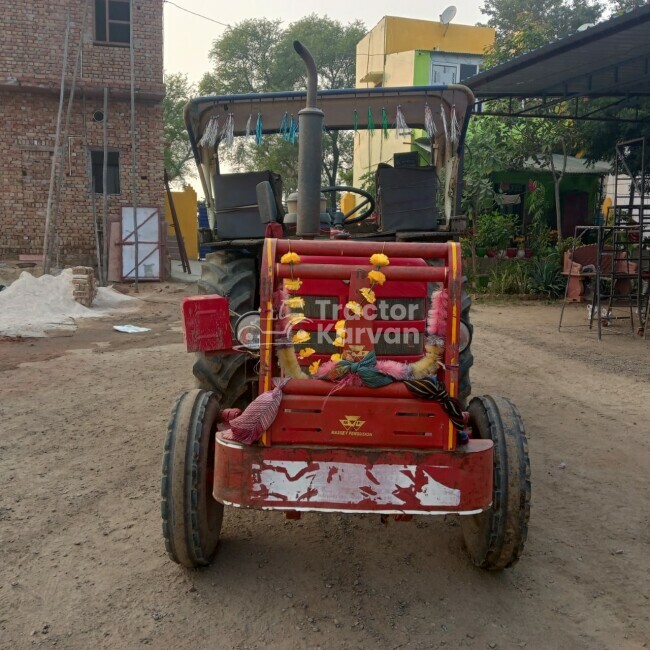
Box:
[250,460,461,507]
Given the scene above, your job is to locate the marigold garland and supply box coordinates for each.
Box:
[284,278,303,292]
[280,252,300,265]
[292,330,310,344]
[370,253,390,267]
[275,250,446,383]
[367,270,386,285]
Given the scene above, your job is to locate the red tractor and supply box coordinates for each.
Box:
[162,43,530,571]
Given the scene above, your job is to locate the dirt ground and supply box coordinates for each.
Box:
[0,288,648,650]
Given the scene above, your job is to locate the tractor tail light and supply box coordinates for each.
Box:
[235,312,262,351]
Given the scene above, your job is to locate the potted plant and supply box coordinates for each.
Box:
[475,211,517,260]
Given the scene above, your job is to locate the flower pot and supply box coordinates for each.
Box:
[506,248,518,258]
[524,249,533,259]
[475,247,488,258]
[486,248,497,258]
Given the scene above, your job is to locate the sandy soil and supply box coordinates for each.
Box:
[0,291,648,650]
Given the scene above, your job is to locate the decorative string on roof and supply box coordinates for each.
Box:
[353,109,359,135]
[367,107,375,135]
[424,103,437,139]
[381,107,389,139]
[245,113,253,138]
[223,113,235,147]
[199,115,220,148]
[440,107,449,144]
[289,114,297,144]
[255,113,264,145]
[450,105,460,144]
[280,112,290,141]
[395,105,411,137]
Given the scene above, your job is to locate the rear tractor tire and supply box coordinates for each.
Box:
[193,251,258,409]
[161,389,223,568]
[458,289,473,405]
[461,395,530,570]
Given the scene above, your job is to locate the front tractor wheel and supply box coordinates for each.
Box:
[461,395,531,570]
[161,389,223,568]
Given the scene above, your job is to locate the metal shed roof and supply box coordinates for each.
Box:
[466,4,650,99]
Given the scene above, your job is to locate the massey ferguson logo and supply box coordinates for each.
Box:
[332,415,372,438]
[340,415,366,431]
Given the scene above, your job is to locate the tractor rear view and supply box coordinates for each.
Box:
[162,43,530,571]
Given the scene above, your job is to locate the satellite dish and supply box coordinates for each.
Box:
[577,22,595,31]
[440,5,457,25]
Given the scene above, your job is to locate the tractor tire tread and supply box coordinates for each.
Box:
[161,389,223,568]
[463,395,530,570]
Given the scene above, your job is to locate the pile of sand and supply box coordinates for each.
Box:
[0,270,138,337]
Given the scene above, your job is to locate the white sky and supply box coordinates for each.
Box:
[163,0,487,84]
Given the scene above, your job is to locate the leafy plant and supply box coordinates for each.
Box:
[475,211,517,251]
[490,261,531,295]
[528,254,565,298]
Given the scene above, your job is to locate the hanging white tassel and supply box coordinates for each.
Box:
[245,113,253,138]
[199,115,220,148]
[395,105,411,137]
[450,105,460,144]
[223,113,235,147]
[440,108,449,146]
[424,103,437,139]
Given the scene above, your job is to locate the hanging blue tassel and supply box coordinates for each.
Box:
[289,114,297,144]
[255,113,263,145]
[280,112,289,142]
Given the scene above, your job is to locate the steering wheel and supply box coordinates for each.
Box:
[320,185,376,226]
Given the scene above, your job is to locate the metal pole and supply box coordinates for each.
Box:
[164,169,191,274]
[83,93,103,286]
[130,0,139,291]
[50,3,88,267]
[43,12,71,275]
[102,87,109,285]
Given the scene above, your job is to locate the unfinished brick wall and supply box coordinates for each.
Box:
[0,0,165,268]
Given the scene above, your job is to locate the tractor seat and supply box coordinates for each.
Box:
[375,163,439,232]
[213,171,284,239]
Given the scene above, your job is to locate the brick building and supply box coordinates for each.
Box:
[0,0,165,269]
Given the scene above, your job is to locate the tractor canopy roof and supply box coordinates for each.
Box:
[185,85,475,163]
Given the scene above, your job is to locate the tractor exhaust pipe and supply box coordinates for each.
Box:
[293,41,324,238]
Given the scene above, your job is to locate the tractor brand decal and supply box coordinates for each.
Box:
[250,460,461,507]
[346,345,368,360]
[331,415,373,438]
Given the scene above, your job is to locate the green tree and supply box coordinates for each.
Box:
[509,116,582,241]
[482,0,604,39]
[163,72,195,182]
[198,19,284,95]
[198,15,366,196]
[462,117,515,219]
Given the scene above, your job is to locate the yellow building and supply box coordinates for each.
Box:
[353,16,495,187]
[164,185,199,261]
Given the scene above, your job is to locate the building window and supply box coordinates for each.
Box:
[95,0,130,45]
[460,64,478,81]
[431,64,457,84]
[91,151,121,194]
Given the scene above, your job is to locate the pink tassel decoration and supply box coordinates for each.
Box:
[427,288,449,338]
[314,360,337,378]
[375,359,410,380]
[222,379,289,445]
